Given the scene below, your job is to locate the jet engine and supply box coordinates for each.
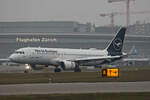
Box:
[60,61,76,70]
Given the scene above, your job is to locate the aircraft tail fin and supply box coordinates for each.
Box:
[106,27,127,56]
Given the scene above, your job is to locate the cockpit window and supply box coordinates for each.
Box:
[15,51,25,54]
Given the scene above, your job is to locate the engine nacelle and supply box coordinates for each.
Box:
[61,61,76,70]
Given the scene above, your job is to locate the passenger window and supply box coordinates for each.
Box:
[15,51,24,54]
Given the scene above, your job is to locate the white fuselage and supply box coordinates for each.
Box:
[9,47,108,66]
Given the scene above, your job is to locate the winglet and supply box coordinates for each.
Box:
[128,45,137,55]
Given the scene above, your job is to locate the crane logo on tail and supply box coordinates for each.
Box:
[113,38,122,50]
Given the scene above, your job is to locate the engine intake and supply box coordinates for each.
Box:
[61,61,76,70]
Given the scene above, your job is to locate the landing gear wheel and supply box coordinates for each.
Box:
[24,70,29,73]
[54,68,61,72]
[74,63,81,72]
[74,68,81,72]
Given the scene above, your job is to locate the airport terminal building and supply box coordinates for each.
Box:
[0,21,94,33]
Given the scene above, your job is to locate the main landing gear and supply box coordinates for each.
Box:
[54,67,61,72]
[74,63,81,72]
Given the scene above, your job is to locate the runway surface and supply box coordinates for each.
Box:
[0,81,150,95]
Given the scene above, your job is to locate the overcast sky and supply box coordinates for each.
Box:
[0,0,150,26]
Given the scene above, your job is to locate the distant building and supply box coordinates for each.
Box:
[95,26,120,33]
[95,22,150,35]
[0,21,94,33]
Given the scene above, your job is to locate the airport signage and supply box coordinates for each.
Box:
[102,68,119,78]
[16,37,57,43]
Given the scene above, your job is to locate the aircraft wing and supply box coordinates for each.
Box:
[0,59,10,63]
[68,56,123,65]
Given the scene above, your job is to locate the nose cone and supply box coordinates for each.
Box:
[9,54,17,62]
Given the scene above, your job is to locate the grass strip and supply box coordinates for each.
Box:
[0,92,150,100]
[0,70,150,84]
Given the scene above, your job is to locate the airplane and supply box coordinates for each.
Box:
[1,27,127,72]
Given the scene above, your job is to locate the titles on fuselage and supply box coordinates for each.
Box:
[34,49,57,54]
